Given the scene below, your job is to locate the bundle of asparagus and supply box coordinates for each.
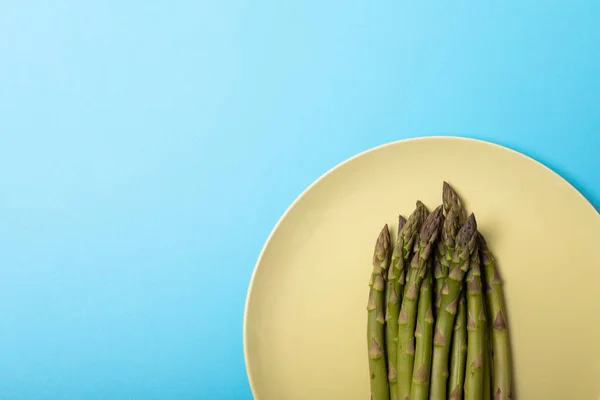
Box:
[367,182,512,400]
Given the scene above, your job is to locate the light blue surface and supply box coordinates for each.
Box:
[0,1,598,399]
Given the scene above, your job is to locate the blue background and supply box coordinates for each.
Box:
[1,1,598,399]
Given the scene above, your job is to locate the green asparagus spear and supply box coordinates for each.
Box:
[482,258,492,400]
[479,233,512,400]
[434,182,464,314]
[367,225,391,400]
[429,213,478,400]
[397,206,443,400]
[386,202,428,398]
[447,293,467,400]
[464,242,484,400]
[385,215,406,399]
[386,215,407,310]
[409,259,434,400]
[433,250,444,315]
[483,316,492,400]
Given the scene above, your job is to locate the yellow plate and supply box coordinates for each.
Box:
[244,137,600,399]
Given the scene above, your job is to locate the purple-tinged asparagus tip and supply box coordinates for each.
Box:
[398,215,407,236]
[372,224,391,267]
[456,213,477,246]
[419,205,443,242]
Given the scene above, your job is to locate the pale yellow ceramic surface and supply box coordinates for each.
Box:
[243,137,600,400]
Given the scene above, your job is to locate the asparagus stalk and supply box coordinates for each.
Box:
[367,225,391,400]
[386,202,428,398]
[433,250,444,314]
[464,242,484,400]
[429,214,478,400]
[409,259,434,400]
[482,258,492,400]
[385,215,406,399]
[447,293,467,400]
[479,233,512,400]
[396,206,443,400]
[483,317,492,400]
[434,182,464,314]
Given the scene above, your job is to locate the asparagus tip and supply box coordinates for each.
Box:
[442,180,457,196]
[382,223,390,239]
[442,180,452,196]
[419,205,443,237]
[398,215,407,236]
[373,224,391,265]
[457,213,477,245]
[442,181,460,207]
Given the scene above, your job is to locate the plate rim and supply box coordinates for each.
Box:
[242,135,596,396]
